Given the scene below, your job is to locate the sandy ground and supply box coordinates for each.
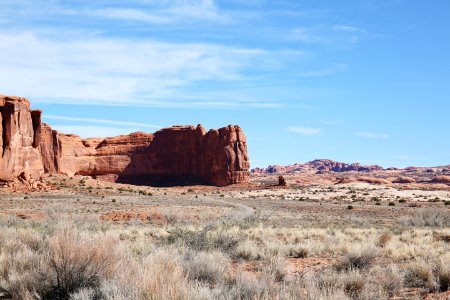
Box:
[1,173,448,228]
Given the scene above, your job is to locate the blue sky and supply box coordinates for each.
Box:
[0,0,449,168]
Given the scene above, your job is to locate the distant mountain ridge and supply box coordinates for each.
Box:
[251,159,384,174]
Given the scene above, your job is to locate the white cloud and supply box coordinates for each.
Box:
[90,0,228,24]
[51,125,139,138]
[355,131,390,139]
[290,24,380,46]
[332,25,365,33]
[0,31,280,108]
[0,0,228,24]
[44,115,161,129]
[290,28,324,44]
[91,8,172,24]
[285,126,321,136]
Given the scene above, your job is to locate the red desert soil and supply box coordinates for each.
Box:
[287,257,333,273]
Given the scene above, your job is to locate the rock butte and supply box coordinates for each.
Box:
[0,95,250,186]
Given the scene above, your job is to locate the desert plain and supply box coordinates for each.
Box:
[1,167,449,300]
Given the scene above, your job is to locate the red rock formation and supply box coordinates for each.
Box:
[0,96,44,180]
[392,177,416,184]
[0,95,250,186]
[254,159,384,174]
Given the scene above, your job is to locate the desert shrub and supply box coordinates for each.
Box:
[400,208,450,227]
[163,226,240,254]
[286,245,308,258]
[435,259,450,292]
[42,229,120,299]
[220,210,265,229]
[336,246,379,271]
[403,259,436,290]
[182,251,229,284]
[376,231,392,248]
[341,270,365,298]
[1,228,120,299]
[347,205,354,210]
[224,271,276,300]
[300,269,349,299]
[367,265,403,297]
[235,239,262,260]
[314,269,342,292]
[262,255,287,282]
[136,250,192,299]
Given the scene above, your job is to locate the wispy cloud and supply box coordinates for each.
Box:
[285,126,322,136]
[290,27,325,44]
[0,0,228,24]
[44,115,161,129]
[290,24,381,45]
[332,25,365,33]
[355,131,390,139]
[0,31,282,108]
[91,8,172,24]
[90,0,228,24]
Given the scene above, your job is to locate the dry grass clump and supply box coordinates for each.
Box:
[367,265,403,297]
[402,257,450,292]
[435,259,450,292]
[286,245,308,258]
[0,227,120,299]
[403,259,436,290]
[335,246,379,271]
[400,208,450,227]
[376,231,392,248]
[182,251,230,284]
[262,255,288,282]
[163,225,241,254]
[235,239,262,260]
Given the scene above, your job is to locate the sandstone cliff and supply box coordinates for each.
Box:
[0,96,44,180]
[0,95,250,186]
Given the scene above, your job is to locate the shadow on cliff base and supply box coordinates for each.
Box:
[110,143,216,187]
[114,174,211,187]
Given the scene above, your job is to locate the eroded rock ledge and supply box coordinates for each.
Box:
[0,95,250,186]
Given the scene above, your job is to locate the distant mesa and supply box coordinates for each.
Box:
[252,159,384,174]
[431,176,450,185]
[392,177,416,184]
[0,95,250,187]
[336,177,392,185]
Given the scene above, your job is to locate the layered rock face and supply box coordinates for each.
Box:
[115,125,249,186]
[0,95,250,186]
[0,96,44,180]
